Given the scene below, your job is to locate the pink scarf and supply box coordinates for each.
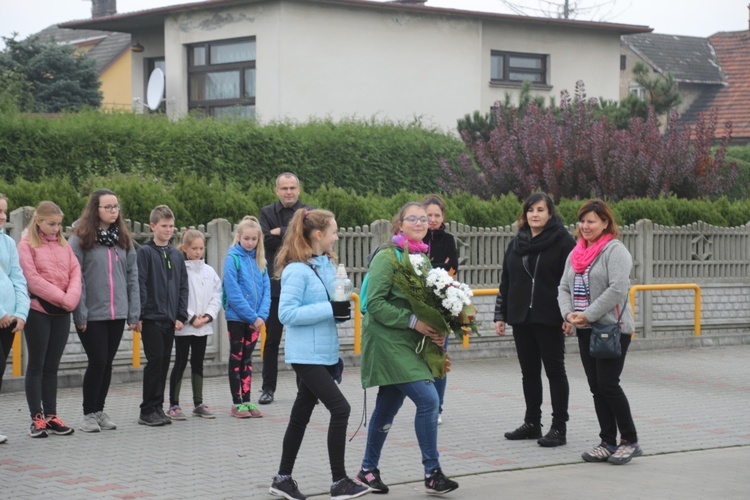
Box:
[570,234,614,273]
[391,232,429,254]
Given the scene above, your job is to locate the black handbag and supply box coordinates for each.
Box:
[589,301,627,359]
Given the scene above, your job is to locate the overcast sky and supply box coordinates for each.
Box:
[0,0,745,47]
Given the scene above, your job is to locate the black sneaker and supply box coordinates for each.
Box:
[330,478,371,500]
[29,414,48,438]
[45,415,74,436]
[537,427,566,447]
[138,410,165,427]
[156,407,172,425]
[424,468,458,495]
[269,475,307,500]
[357,468,389,494]
[504,422,542,440]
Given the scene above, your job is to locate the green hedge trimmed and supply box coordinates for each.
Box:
[0,111,465,197]
[2,174,749,229]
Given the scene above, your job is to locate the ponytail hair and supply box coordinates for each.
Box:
[275,209,337,278]
[234,216,266,272]
[26,201,67,248]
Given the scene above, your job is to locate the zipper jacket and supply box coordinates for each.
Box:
[0,232,30,321]
[223,244,270,325]
[69,234,140,326]
[178,259,222,337]
[17,232,82,315]
[137,240,189,324]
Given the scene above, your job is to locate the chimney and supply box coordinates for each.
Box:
[92,0,117,18]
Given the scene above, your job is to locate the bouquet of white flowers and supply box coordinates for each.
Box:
[390,245,478,378]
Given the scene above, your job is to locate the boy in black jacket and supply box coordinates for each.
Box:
[137,205,189,426]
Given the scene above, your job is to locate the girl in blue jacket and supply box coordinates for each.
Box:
[224,216,270,419]
[269,209,370,500]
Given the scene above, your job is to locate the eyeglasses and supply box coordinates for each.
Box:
[402,216,428,225]
[98,205,121,212]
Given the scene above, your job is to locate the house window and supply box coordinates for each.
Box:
[188,38,256,118]
[491,51,547,84]
[629,86,646,100]
[620,54,627,71]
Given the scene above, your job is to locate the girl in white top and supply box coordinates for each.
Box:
[166,229,222,420]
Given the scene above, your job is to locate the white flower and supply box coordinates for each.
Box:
[409,254,428,276]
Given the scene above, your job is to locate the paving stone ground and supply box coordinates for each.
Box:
[1,344,749,499]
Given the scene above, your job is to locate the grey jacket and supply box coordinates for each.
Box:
[69,235,140,326]
[558,238,634,334]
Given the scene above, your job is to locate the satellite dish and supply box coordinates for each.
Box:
[146,68,165,111]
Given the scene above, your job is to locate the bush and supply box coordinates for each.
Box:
[0,112,466,197]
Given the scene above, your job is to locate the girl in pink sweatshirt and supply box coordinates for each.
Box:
[17,201,82,438]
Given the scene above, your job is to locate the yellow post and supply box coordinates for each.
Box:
[260,323,266,357]
[12,330,21,377]
[629,284,701,336]
[463,288,499,348]
[352,293,362,354]
[132,331,141,368]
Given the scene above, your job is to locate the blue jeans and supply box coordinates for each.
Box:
[432,336,449,414]
[362,379,440,474]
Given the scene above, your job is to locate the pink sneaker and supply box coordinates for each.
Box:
[230,404,251,418]
[245,403,264,418]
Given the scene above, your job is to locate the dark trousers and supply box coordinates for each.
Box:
[228,321,259,405]
[578,329,638,445]
[170,335,208,406]
[261,297,283,393]
[0,324,17,393]
[513,323,570,428]
[140,320,175,413]
[279,364,351,482]
[78,319,125,415]
[24,310,70,417]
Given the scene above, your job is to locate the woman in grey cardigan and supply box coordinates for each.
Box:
[558,199,641,465]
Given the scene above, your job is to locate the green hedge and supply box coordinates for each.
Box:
[0,111,465,197]
[2,174,749,229]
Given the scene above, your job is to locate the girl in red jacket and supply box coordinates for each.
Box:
[17,201,82,438]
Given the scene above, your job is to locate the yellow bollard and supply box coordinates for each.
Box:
[132,330,141,368]
[12,330,21,377]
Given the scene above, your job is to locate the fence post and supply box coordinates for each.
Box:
[635,219,654,337]
[207,218,233,362]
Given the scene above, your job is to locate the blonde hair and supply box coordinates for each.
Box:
[26,201,68,248]
[234,216,266,272]
[179,229,205,259]
[275,209,337,278]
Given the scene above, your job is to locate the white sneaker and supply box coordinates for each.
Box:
[79,413,101,433]
[96,411,117,430]
[0,433,7,443]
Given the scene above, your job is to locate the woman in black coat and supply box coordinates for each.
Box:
[494,193,575,447]
[422,194,458,425]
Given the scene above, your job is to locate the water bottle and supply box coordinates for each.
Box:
[333,264,353,301]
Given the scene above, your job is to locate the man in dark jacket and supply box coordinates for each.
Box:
[258,173,313,405]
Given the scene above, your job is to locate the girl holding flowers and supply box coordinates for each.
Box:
[358,202,459,496]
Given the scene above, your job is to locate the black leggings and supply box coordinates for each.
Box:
[170,335,208,406]
[24,310,70,417]
[0,324,17,393]
[78,319,125,415]
[278,364,351,482]
[227,321,258,405]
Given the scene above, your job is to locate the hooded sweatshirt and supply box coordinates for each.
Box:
[0,231,30,322]
[178,259,222,337]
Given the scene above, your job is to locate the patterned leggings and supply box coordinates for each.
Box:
[227,321,259,405]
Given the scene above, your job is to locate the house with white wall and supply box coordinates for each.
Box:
[62,0,650,132]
